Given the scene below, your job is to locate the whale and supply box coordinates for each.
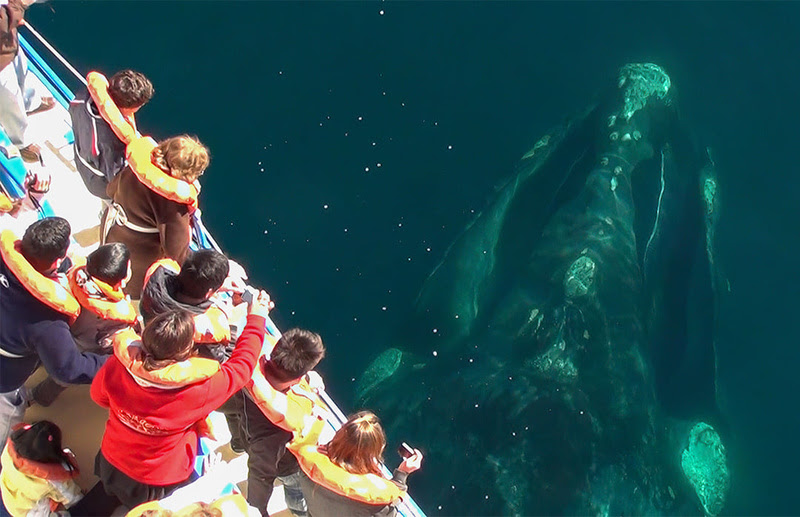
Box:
[356,64,728,516]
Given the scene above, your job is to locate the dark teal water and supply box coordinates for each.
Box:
[29,2,800,515]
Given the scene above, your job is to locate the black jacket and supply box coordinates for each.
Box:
[69,90,127,199]
[140,264,232,362]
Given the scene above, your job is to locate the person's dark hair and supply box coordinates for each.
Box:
[141,310,195,371]
[108,69,154,109]
[176,249,229,300]
[267,328,326,381]
[10,420,75,471]
[86,242,130,286]
[20,217,70,272]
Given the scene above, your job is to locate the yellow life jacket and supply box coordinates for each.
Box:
[1,439,80,515]
[0,230,80,323]
[112,328,220,389]
[126,137,199,210]
[67,265,137,324]
[4,438,79,482]
[86,71,138,145]
[288,419,406,506]
[247,345,324,434]
[126,493,251,517]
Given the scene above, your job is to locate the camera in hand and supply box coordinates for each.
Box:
[397,442,414,459]
[241,286,258,305]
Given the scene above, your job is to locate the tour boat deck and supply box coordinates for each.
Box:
[0,28,425,517]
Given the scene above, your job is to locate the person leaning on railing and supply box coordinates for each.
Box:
[103,134,209,299]
[290,411,423,517]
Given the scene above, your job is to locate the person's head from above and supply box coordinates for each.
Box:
[151,135,209,183]
[87,242,131,289]
[10,420,72,467]
[175,249,229,303]
[137,503,222,517]
[141,310,195,371]
[264,328,326,389]
[107,69,154,116]
[19,217,70,274]
[326,411,386,476]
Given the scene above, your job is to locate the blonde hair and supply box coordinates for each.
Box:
[326,411,386,476]
[151,135,209,182]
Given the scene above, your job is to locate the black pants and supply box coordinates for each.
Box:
[71,450,195,514]
[240,393,300,516]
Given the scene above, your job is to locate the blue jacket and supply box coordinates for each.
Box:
[0,255,107,393]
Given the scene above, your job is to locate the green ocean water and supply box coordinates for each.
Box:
[27,2,800,515]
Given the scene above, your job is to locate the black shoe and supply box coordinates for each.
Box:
[230,437,246,454]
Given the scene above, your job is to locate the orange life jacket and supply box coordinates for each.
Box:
[247,344,324,434]
[5,438,79,483]
[67,265,137,324]
[126,493,251,517]
[112,328,220,389]
[86,71,138,145]
[288,419,406,506]
[126,137,199,210]
[0,230,80,323]
[143,259,231,344]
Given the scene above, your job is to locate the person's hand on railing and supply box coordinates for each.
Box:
[398,449,424,474]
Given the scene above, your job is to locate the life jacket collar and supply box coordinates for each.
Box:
[5,439,79,483]
[86,71,138,144]
[126,137,199,210]
[112,328,220,389]
[289,440,405,505]
[0,230,80,323]
[68,266,137,324]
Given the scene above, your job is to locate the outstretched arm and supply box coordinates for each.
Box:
[30,320,107,385]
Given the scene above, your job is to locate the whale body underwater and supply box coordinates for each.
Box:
[357,64,729,516]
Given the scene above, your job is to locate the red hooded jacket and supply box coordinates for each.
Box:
[91,314,265,485]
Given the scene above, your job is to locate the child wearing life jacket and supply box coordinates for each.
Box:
[85,291,271,510]
[0,420,82,517]
[31,242,138,407]
[291,411,423,517]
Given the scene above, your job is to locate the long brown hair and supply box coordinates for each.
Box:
[141,310,195,371]
[326,411,386,476]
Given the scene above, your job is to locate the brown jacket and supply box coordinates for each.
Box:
[0,0,25,71]
[105,167,192,299]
